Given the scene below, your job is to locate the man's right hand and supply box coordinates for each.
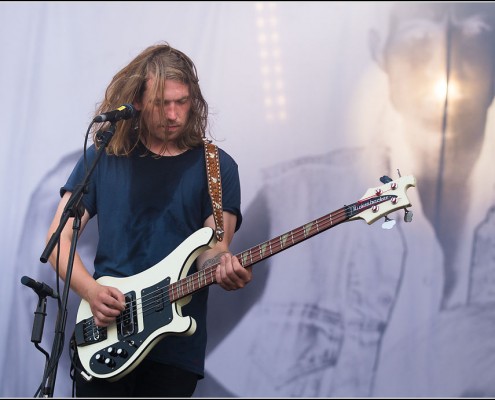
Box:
[87,283,126,327]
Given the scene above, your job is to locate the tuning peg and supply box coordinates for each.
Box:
[380,176,392,184]
[382,215,396,230]
[404,208,413,223]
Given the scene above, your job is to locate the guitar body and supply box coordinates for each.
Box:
[74,175,416,382]
[75,227,216,381]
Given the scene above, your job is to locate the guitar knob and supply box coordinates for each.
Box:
[104,357,116,368]
[116,348,128,358]
[107,346,117,356]
[95,353,105,363]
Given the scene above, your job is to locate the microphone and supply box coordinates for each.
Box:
[93,103,136,123]
[21,276,58,299]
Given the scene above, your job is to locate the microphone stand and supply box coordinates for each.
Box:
[38,122,116,397]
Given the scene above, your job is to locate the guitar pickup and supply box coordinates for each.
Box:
[74,318,107,346]
[118,292,138,338]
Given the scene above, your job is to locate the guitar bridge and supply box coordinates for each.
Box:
[118,293,138,338]
[74,318,107,346]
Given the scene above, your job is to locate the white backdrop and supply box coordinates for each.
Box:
[2,1,495,398]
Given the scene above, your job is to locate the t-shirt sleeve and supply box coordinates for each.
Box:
[60,145,98,217]
[217,149,242,232]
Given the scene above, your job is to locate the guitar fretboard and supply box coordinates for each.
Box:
[168,189,403,302]
[168,204,352,302]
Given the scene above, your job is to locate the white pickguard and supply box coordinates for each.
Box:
[75,227,216,381]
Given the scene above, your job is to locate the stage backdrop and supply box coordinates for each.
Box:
[2,2,495,397]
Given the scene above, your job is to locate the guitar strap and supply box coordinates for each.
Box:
[203,138,224,242]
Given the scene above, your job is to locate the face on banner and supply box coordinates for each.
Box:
[377,3,495,152]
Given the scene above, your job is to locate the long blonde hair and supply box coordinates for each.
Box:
[92,42,209,155]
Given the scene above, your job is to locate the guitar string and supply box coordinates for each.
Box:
[79,207,352,338]
[80,188,401,338]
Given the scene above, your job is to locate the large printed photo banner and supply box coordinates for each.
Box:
[1,2,495,397]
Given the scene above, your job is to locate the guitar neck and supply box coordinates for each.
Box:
[237,205,351,268]
[169,204,352,302]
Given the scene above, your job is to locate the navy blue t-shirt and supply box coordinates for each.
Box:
[62,141,242,377]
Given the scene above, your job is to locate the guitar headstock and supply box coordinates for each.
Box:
[347,175,416,225]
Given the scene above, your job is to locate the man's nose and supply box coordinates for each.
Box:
[166,104,178,120]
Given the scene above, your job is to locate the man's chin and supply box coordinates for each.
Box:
[162,130,182,141]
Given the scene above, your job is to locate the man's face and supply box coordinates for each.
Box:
[137,77,192,143]
[383,3,495,130]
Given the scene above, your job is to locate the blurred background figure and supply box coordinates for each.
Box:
[202,2,495,397]
[369,2,495,309]
[4,2,495,397]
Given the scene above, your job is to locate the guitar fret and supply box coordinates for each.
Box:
[240,252,247,267]
[197,270,202,288]
[303,222,312,238]
[280,234,287,249]
[263,243,269,259]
